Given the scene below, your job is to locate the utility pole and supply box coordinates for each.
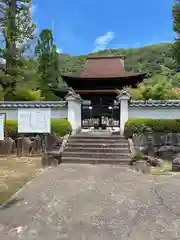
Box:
[52,8,54,42]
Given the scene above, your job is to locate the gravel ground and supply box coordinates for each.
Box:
[0,164,180,240]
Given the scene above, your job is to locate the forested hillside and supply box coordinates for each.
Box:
[0,1,179,100]
[59,43,177,77]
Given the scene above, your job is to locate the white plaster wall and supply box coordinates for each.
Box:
[51,109,68,119]
[129,107,180,119]
[0,108,68,120]
[0,109,17,120]
[67,101,81,131]
[120,99,129,135]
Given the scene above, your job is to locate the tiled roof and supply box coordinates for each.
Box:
[66,72,145,79]
[129,100,180,107]
[61,55,146,79]
[87,55,126,59]
[0,101,67,108]
[76,89,120,94]
[83,55,125,78]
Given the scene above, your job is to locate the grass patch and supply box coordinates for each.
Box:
[151,160,180,176]
[0,156,42,205]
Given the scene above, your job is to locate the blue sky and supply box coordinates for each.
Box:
[33,0,175,55]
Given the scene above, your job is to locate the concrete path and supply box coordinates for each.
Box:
[1,164,180,240]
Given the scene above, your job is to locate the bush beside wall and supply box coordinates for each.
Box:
[124,118,180,138]
[5,119,72,138]
[6,120,18,139]
[51,119,72,136]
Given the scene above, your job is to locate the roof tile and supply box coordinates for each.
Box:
[0,101,67,108]
[130,100,180,107]
[62,55,146,79]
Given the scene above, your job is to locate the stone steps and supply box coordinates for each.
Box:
[70,135,125,140]
[61,132,131,165]
[67,142,129,148]
[64,147,129,153]
[68,138,127,144]
[61,157,130,165]
[62,151,130,159]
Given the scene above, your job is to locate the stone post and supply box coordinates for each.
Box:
[117,90,130,136]
[65,89,83,135]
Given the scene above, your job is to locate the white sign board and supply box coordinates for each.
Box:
[18,108,51,133]
[0,114,4,140]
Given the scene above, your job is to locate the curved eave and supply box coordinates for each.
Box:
[76,89,120,94]
[50,88,120,96]
[61,72,147,81]
[50,88,69,98]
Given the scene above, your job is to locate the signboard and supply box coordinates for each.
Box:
[18,108,51,133]
[0,114,5,140]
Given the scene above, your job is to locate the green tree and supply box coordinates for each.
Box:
[15,1,36,52]
[172,72,180,86]
[173,0,180,65]
[35,29,61,98]
[10,88,44,101]
[0,0,36,92]
[160,64,174,78]
[126,75,180,100]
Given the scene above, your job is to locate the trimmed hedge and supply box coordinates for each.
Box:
[5,119,72,138]
[51,119,72,136]
[6,120,18,139]
[124,118,180,138]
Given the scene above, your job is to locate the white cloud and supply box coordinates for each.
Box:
[93,31,115,52]
[56,48,63,53]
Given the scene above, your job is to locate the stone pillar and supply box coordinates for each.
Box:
[117,90,130,136]
[65,89,83,135]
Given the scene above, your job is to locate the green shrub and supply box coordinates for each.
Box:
[6,120,18,139]
[125,75,180,100]
[10,89,44,101]
[124,118,180,138]
[5,119,72,138]
[51,119,72,136]
[132,150,144,162]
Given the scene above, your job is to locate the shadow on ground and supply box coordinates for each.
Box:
[0,197,24,210]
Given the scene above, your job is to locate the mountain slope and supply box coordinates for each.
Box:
[59,43,177,77]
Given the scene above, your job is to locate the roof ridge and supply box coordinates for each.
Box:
[87,54,125,59]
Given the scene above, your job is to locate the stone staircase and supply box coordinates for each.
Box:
[61,132,131,165]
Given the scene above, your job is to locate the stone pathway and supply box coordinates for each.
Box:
[0,164,180,239]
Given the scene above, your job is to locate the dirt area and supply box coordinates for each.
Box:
[0,156,42,205]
